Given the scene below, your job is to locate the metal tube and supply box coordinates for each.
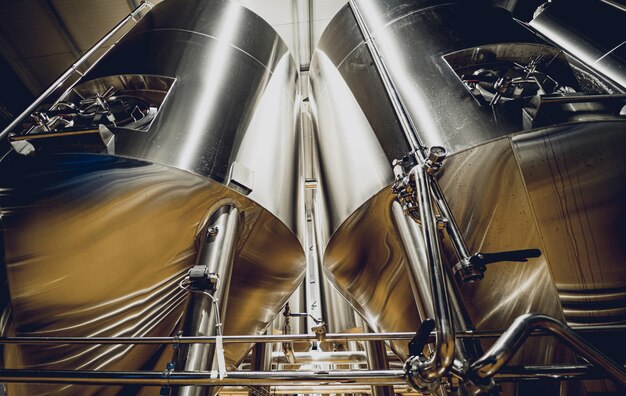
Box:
[391,201,436,321]
[468,313,626,387]
[430,182,471,261]
[365,340,394,396]
[0,2,153,141]
[408,165,455,382]
[598,0,626,12]
[2,324,623,345]
[348,0,422,153]
[258,385,375,394]
[250,338,272,396]
[272,351,367,365]
[0,369,406,386]
[350,1,474,283]
[177,205,240,396]
[0,366,612,387]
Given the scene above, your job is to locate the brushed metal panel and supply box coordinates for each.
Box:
[68,0,300,234]
[0,154,305,395]
[511,121,626,326]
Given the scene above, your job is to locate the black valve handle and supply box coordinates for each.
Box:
[408,318,436,356]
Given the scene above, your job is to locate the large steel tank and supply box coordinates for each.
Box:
[309,0,626,392]
[0,0,305,394]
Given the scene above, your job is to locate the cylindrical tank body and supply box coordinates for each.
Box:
[0,0,305,394]
[309,0,626,390]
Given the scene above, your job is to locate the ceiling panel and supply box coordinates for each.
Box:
[52,0,132,51]
[0,0,71,58]
[20,51,75,88]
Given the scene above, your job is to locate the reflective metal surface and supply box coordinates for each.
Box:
[177,206,240,396]
[511,120,626,327]
[0,0,305,394]
[79,0,300,233]
[468,313,626,388]
[530,0,626,89]
[310,1,626,394]
[0,154,304,395]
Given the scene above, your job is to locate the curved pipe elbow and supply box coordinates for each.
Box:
[468,313,626,388]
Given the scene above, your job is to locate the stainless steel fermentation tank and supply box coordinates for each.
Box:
[309,0,626,393]
[1,0,626,395]
[0,0,305,394]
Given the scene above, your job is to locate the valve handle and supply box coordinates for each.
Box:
[408,318,436,356]
[470,249,542,267]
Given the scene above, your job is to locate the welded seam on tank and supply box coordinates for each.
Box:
[334,2,459,69]
[506,134,571,323]
[122,28,286,73]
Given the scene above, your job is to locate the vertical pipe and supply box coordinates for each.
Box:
[176,206,240,396]
[364,333,394,396]
[393,198,480,394]
[409,165,455,382]
[348,0,476,280]
[391,201,435,321]
[249,339,272,396]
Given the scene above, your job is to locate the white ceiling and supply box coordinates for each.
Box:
[0,0,346,96]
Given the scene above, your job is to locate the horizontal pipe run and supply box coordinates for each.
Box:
[1,324,623,345]
[272,351,368,365]
[222,385,377,394]
[0,369,406,386]
[0,366,614,387]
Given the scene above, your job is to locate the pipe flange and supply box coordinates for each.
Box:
[404,355,441,394]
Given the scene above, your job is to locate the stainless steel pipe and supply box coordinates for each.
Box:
[2,324,624,345]
[0,369,406,386]
[405,165,455,387]
[366,340,395,396]
[176,205,240,396]
[0,366,613,387]
[468,313,626,387]
[272,351,367,365]
[349,0,476,283]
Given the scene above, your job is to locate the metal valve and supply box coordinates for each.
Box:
[424,146,447,174]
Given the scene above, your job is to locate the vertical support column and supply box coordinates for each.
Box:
[176,205,240,396]
[363,328,394,396]
[248,339,272,396]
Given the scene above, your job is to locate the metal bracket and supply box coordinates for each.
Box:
[187,268,219,292]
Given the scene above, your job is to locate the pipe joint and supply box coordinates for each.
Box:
[403,355,441,394]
